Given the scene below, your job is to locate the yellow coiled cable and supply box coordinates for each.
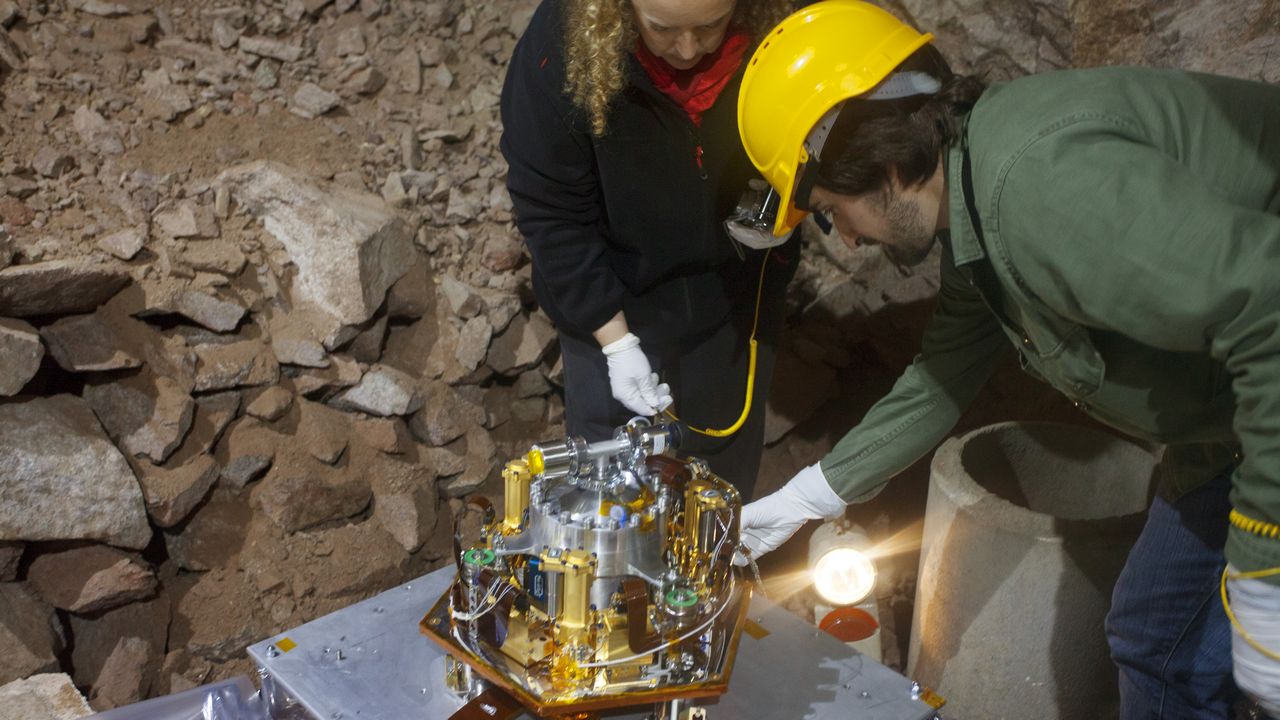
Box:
[1220,508,1280,661]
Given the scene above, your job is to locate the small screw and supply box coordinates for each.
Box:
[266,645,279,658]
[336,650,345,661]
[910,681,921,700]
[860,691,870,698]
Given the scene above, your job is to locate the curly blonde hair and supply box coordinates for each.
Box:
[564,0,796,136]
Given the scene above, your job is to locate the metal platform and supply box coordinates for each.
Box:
[247,566,941,720]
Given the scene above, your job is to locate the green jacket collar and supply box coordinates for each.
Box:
[945,115,986,266]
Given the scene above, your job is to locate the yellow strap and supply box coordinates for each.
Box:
[1220,565,1280,662]
[663,248,772,438]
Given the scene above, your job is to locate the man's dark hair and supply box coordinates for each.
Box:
[815,45,986,197]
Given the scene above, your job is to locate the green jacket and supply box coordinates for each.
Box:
[819,67,1280,579]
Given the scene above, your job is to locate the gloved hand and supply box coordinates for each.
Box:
[739,463,847,562]
[601,332,672,416]
[1228,567,1280,717]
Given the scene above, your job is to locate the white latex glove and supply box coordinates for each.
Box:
[601,333,672,416]
[738,463,847,562]
[1228,567,1280,717]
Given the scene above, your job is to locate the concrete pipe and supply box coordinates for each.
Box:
[907,422,1156,720]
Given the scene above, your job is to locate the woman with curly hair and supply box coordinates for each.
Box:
[501,0,798,498]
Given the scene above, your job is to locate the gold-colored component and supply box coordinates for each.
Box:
[502,460,532,533]
[540,550,597,631]
[526,449,545,476]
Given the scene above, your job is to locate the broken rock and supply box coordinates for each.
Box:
[216,161,415,337]
[255,457,371,533]
[0,673,93,720]
[214,417,278,489]
[73,105,124,155]
[85,373,195,464]
[0,584,62,687]
[330,363,422,416]
[31,147,76,178]
[297,400,349,464]
[90,637,153,711]
[454,315,492,373]
[246,385,293,421]
[238,35,304,63]
[27,545,157,615]
[40,312,141,372]
[133,455,220,528]
[290,82,341,119]
[0,317,42,396]
[172,290,247,332]
[487,312,555,376]
[97,226,147,260]
[409,380,485,446]
[0,260,130,317]
[192,338,280,391]
[0,395,150,548]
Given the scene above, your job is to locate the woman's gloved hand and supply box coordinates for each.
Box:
[601,332,672,416]
[739,463,847,561]
[1228,568,1280,717]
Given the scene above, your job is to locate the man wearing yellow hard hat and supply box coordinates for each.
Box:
[733,1,1280,717]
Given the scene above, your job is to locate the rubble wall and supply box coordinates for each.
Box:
[0,0,1274,707]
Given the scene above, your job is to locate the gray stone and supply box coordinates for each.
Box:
[255,459,371,533]
[368,447,437,552]
[173,290,247,332]
[192,338,281,391]
[31,147,75,178]
[344,66,385,95]
[390,47,421,93]
[0,318,42,396]
[253,59,279,90]
[0,542,20,581]
[346,314,387,364]
[217,162,415,337]
[214,417,277,489]
[238,35,304,63]
[514,369,550,398]
[134,455,220,528]
[41,313,141,372]
[85,374,195,464]
[486,313,555,376]
[409,380,485,446]
[90,637,152,710]
[219,455,272,489]
[69,0,130,16]
[0,673,92,720]
[0,585,62,688]
[330,363,422,416]
[27,545,156,614]
[298,400,350,464]
[454,316,491,373]
[0,396,150,548]
[290,82,341,119]
[334,26,365,56]
[166,390,240,466]
[153,203,202,239]
[72,105,123,156]
[271,334,329,368]
[381,172,409,208]
[439,275,481,318]
[69,596,167,707]
[440,427,496,497]
[211,18,240,49]
[0,260,129,317]
[445,187,478,222]
[385,255,432,320]
[97,226,146,260]
[0,27,22,80]
[183,243,246,277]
[0,2,19,29]
[245,385,293,421]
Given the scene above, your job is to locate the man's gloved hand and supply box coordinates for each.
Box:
[739,463,847,562]
[601,333,673,417]
[1228,568,1280,717]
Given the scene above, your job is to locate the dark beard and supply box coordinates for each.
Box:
[881,193,936,267]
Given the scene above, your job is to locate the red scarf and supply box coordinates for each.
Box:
[635,30,750,127]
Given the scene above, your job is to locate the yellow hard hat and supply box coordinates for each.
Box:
[738,1,934,237]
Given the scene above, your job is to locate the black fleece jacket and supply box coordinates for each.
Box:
[500,0,796,341]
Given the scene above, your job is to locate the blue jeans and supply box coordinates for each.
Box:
[1106,470,1239,719]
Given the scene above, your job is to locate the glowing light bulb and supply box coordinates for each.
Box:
[812,547,876,606]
